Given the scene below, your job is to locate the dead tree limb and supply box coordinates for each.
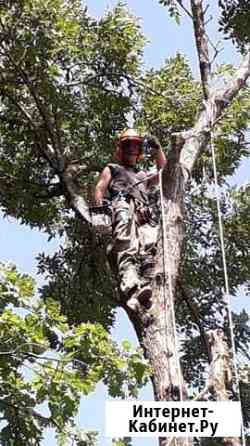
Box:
[190,0,211,99]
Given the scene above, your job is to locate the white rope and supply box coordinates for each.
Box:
[159,169,189,446]
[209,104,246,446]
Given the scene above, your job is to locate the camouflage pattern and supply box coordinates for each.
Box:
[107,196,158,299]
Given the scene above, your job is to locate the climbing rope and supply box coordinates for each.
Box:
[158,106,246,445]
[209,102,246,446]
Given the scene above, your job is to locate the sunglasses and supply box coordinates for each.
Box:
[121,140,142,151]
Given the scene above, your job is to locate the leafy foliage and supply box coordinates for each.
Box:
[219,0,250,52]
[0,0,249,444]
[0,263,150,444]
[0,0,145,232]
[158,0,182,23]
[135,54,202,146]
[36,218,115,328]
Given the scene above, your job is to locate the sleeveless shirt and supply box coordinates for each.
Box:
[107,163,148,203]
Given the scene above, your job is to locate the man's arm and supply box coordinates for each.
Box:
[94,166,112,204]
[154,145,167,171]
[146,136,166,170]
[146,136,167,186]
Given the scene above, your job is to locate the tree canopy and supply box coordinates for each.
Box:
[0,0,249,445]
[219,0,250,53]
[0,263,150,445]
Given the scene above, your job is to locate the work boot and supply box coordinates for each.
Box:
[126,296,140,311]
[136,284,152,309]
[120,264,140,296]
[126,285,152,311]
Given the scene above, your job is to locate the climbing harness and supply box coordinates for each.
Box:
[90,170,160,233]
[89,199,112,234]
[209,102,246,446]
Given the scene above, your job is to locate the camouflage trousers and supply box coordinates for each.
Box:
[107,197,158,297]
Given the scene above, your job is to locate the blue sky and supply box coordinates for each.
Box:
[0,1,249,446]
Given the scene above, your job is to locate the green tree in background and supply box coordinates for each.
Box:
[0,1,249,445]
[219,0,250,53]
[0,263,149,445]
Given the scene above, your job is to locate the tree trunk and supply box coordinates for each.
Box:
[142,162,187,403]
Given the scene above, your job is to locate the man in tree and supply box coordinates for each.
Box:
[94,129,167,310]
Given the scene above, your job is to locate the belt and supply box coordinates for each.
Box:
[111,191,149,207]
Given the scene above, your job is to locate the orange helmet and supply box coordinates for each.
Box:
[114,128,144,162]
[119,128,143,144]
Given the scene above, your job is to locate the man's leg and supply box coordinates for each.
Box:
[138,222,158,279]
[108,199,140,295]
[107,199,152,309]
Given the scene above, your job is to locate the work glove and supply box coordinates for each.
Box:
[147,135,161,150]
[144,135,161,158]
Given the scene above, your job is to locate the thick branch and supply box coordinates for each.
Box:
[0,399,57,429]
[62,164,91,224]
[175,0,193,19]
[180,52,250,173]
[190,0,211,99]
[195,329,233,401]
[0,81,92,223]
[194,330,242,446]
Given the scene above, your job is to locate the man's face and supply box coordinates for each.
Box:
[120,140,142,166]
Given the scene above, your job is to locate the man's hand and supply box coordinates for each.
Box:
[147,135,161,150]
[144,135,166,170]
[145,135,161,159]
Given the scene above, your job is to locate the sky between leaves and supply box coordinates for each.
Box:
[0,1,249,446]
